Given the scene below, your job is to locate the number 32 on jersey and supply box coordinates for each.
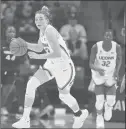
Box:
[102,61,110,67]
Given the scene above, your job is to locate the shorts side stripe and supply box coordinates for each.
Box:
[42,66,53,77]
[59,63,74,90]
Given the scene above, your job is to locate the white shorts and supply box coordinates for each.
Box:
[91,69,116,86]
[43,59,75,90]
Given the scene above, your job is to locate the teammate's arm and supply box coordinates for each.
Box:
[28,27,61,59]
[120,74,125,93]
[89,44,104,75]
[113,44,122,78]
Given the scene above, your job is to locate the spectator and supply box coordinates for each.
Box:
[68,27,88,66]
[60,13,87,44]
[51,1,68,31]
[1,6,16,35]
[1,26,18,115]
[68,5,78,18]
[1,26,17,79]
[31,1,48,13]
[60,14,88,62]
[16,3,38,42]
[121,27,125,38]
[7,1,17,12]
[119,26,125,78]
[1,1,7,20]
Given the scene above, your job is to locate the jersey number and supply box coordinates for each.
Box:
[102,61,110,67]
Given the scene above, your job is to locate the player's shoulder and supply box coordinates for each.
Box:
[112,41,121,50]
[93,41,102,48]
[45,24,58,35]
[116,44,121,50]
[116,44,122,52]
[112,41,120,47]
[92,44,97,48]
[46,24,55,31]
[91,41,102,52]
[112,41,122,53]
[91,43,97,51]
[96,40,103,45]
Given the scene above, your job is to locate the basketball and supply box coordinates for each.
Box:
[10,37,28,56]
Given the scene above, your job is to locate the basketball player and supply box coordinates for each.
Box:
[12,6,89,128]
[89,29,122,128]
[1,26,17,115]
[120,74,125,93]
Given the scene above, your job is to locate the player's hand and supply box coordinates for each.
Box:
[113,71,119,81]
[28,51,40,59]
[97,69,105,76]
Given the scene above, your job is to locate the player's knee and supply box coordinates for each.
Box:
[58,85,71,94]
[26,76,40,96]
[95,95,104,110]
[106,95,116,107]
[59,93,68,101]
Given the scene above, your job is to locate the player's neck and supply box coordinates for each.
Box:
[103,39,112,45]
[40,24,49,35]
[102,40,112,51]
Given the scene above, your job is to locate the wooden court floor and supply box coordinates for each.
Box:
[1,113,125,128]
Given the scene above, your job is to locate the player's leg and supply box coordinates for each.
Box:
[104,78,117,121]
[54,62,89,128]
[12,68,52,128]
[94,84,105,128]
[92,71,105,128]
[38,82,54,119]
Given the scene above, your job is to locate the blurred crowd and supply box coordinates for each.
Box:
[1,1,125,118]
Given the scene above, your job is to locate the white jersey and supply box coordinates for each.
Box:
[36,25,75,89]
[94,41,117,75]
[39,25,71,64]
